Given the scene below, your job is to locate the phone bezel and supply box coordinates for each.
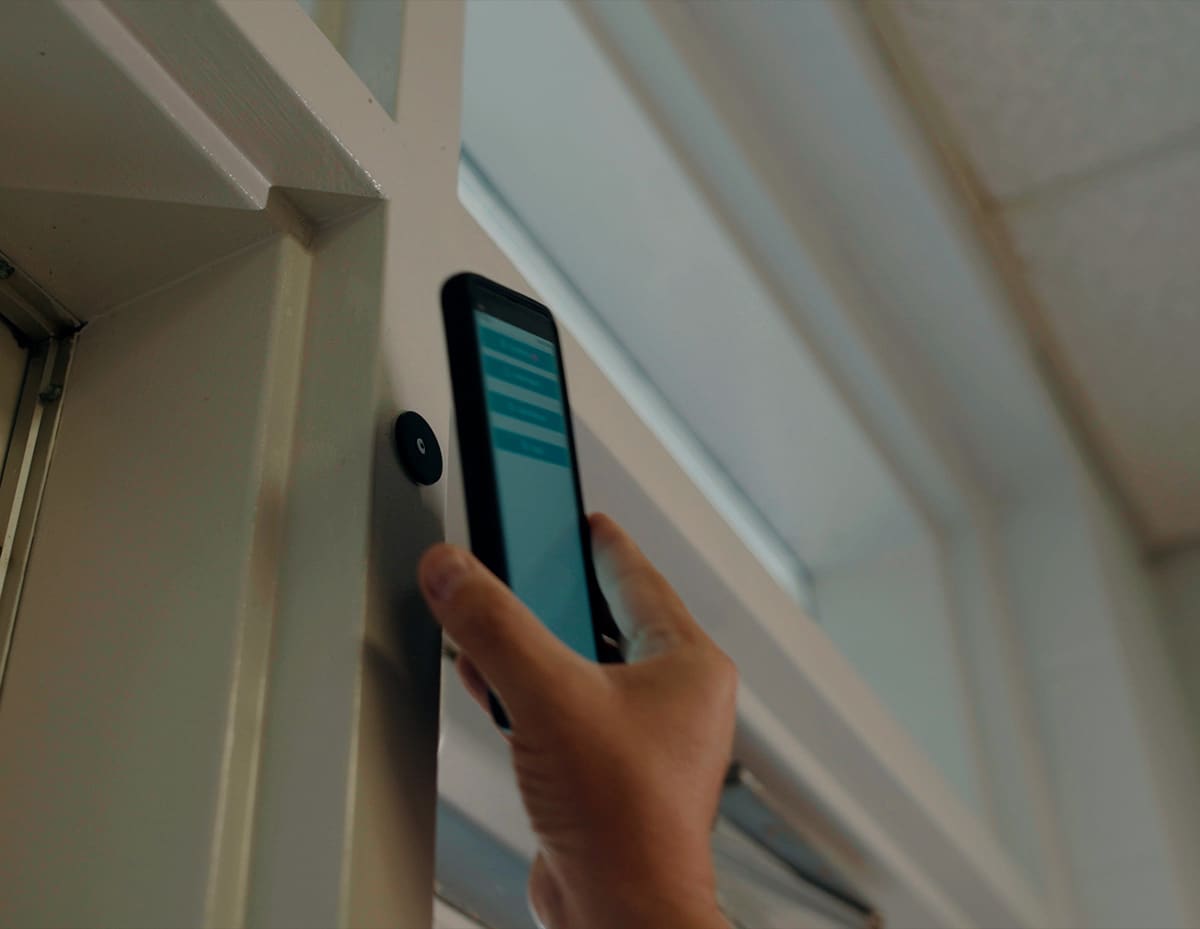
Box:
[441,272,624,682]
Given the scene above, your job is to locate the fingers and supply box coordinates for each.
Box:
[456,654,491,715]
[420,544,583,722]
[589,513,700,660]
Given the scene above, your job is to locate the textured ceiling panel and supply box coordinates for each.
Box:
[885,0,1200,200]
[1007,146,1200,546]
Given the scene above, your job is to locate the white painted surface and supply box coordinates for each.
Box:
[1096,504,1200,929]
[1088,508,1200,928]
[8,2,1189,928]
[1002,476,1200,929]
[0,237,295,928]
[346,5,479,927]
[0,8,444,920]
[244,210,395,929]
[1083,488,1200,928]
[943,522,1057,897]
[109,0,385,204]
[0,188,283,316]
[815,534,980,813]
[0,0,264,209]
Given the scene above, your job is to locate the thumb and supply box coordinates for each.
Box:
[589,513,699,660]
[419,544,583,721]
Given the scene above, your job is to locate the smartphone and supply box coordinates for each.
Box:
[441,272,623,728]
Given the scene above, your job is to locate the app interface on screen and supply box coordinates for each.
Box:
[475,310,597,660]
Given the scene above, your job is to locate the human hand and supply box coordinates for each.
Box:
[419,513,736,929]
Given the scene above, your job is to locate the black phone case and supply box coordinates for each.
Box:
[441,272,623,729]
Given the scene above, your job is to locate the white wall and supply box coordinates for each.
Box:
[814,532,980,812]
[1003,472,1200,929]
[0,237,301,928]
[1085,485,1200,928]
[943,522,1054,895]
[0,199,448,929]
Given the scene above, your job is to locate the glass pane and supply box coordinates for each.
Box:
[297,0,404,117]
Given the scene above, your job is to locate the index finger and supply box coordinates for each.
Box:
[589,513,701,660]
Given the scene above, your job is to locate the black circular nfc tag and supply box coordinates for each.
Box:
[393,411,443,486]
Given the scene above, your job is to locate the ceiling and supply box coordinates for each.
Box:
[868,0,1200,552]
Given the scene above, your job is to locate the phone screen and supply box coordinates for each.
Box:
[473,309,598,661]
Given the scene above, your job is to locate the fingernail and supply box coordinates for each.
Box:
[424,548,471,602]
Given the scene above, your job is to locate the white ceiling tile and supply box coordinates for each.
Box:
[886,0,1200,200]
[1007,146,1200,545]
